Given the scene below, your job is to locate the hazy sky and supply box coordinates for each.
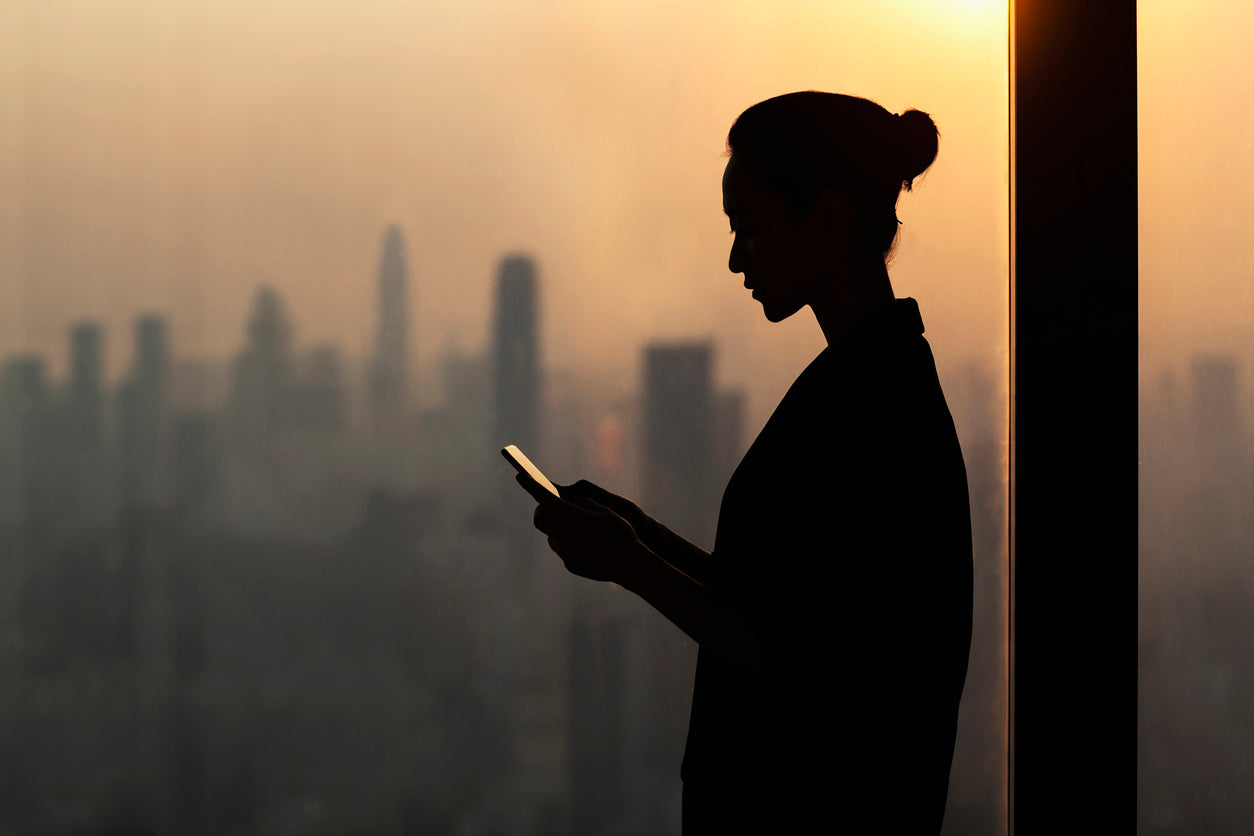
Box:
[3,1,1010,434]
[1138,0,1254,377]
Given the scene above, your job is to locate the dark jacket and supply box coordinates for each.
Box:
[680,298,974,835]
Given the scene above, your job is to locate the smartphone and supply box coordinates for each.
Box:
[501,444,561,499]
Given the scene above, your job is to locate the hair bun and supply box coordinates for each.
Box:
[895,109,939,190]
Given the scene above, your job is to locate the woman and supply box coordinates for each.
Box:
[522,91,973,834]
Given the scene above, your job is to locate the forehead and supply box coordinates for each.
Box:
[722,154,786,217]
[721,154,756,213]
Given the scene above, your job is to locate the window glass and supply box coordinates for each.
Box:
[0,2,1009,833]
[1139,1,1254,831]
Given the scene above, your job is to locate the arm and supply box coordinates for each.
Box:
[528,481,761,675]
[619,540,763,676]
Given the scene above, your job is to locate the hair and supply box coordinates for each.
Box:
[726,91,939,262]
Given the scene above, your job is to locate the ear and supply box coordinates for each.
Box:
[813,187,855,236]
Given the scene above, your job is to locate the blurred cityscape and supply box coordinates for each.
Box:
[1139,355,1254,834]
[0,225,1008,835]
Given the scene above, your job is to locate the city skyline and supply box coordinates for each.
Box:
[1,1,1246,831]
[0,0,1014,445]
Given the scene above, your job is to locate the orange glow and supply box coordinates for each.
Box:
[0,1,1009,438]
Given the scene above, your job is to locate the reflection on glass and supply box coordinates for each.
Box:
[0,2,1009,833]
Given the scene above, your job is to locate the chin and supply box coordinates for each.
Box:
[760,299,803,323]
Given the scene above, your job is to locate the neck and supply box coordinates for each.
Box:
[810,258,895,347]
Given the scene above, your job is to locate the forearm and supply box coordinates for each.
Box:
[632,514,714,584]
[621,544,763,676]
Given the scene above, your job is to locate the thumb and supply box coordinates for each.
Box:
[568,495,611,515]
[565,479,629,509]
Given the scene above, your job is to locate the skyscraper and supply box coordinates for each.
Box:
[1190,354,1242,464]
[489,255,568,833]
[0,357,48,526]
[569,605,626,834]
[136,316,170,392]
[1188,354,1246,540]
[119,315,171,510]
[492,255,540,454]
[293,345,346,432]
[68,322,105,450]
[370,225,409,436]
[641,341,716,546]
[229,285,294,444]
[637,340,727,830]
[68,322,111,525]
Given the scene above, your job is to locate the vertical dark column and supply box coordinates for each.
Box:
[569,607,626,833]
[68,322,108,525]
[493,255,540,454]
[492,254,541,590]
[639,342,713,828]
[371,225,409,436]
[641,342,715,546]
[229,286,294,446]
[120,315,170,510]
[68,322,105,449]
[1012,2,1137,832]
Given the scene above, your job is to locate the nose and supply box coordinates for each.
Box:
[728,234,745,275]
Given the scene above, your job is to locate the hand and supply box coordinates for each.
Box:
[522,475,647,585]
[558,479,650,531]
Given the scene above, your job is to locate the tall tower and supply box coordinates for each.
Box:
[641,341,716,546]
[229,285,294,444]
[370,225,409,435]
[636,341,722,830]
[492,255,540,452]
[69,322,106,449]
[136,316,170,393]
[1190,354,1242,465]
[0,357,48,526]
[491,255,570,834]
[119,315,171,510]
[1188,354,1245,539]
[68,322,111,525]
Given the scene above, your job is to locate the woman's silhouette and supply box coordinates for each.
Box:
[520,91,973,834]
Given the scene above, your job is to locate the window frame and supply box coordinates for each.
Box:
[1011,2,1138,832]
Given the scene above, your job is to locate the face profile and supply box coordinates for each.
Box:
[722,92,938,346]
[723,154,822,323]
[723,153,855,326]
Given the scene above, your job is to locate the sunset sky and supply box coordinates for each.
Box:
[1138,0,1254,375]
[0,1,1009,434]
[3,2,1243,435]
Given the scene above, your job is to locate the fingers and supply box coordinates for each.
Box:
[569,496,610,515]
[563,480,635,515]
[533,494,600,536]
[517,472,557,504]
[534,501,557,534]
[515,472,541,501]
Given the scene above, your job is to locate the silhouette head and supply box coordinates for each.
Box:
[723,91,938,323]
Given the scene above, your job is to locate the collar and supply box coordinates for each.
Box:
[824,297,925,357]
